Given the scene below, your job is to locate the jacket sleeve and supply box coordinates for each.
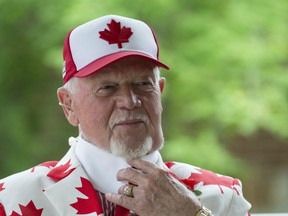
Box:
[0,204,6,216]
[195,177,251,216]
[165,161,251,216]
[225,179,251,216]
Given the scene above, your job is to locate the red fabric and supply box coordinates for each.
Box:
[73,51,169,81]
[0,204,6,216]
[99,19,133,49]
[63,29,77,84]
[47,160,75,182]
[70,177,103,215]
[10,201,43,216]
[0,183,4,192]
[115,205,131,216]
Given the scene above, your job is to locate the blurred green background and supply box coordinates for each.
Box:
[0,0,287,213]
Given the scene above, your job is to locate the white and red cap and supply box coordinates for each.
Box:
[62,14,169,83]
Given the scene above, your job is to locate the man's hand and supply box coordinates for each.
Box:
[105,159,202,216]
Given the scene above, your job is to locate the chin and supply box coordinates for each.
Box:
[110,136,153,160]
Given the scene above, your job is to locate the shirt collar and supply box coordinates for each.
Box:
[73,135,164,194]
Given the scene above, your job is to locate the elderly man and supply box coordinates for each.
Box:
[0,15,251,216]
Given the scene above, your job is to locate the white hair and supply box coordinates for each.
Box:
[63,76,79,94]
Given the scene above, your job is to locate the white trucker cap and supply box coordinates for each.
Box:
[62,14,169,83]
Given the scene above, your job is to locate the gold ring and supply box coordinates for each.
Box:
[123,185,134,197]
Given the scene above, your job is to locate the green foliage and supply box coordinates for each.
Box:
[161,133,247,178]
[0,0,287,182]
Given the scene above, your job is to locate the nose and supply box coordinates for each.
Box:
[116,86,141,110]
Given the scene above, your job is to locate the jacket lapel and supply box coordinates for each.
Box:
[43,144,104,216]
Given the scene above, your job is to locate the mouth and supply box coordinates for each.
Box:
[110,113,149,130]
[114,119,144,127]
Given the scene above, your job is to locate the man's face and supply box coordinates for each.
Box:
[70,57,165,159]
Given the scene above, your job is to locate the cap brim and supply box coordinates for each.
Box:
[74,51,169,78]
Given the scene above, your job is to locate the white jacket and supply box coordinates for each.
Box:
[0,142,251,216]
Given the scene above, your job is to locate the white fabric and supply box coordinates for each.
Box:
[73,135,162,194]
[69,15,158,71]
[0,139,251,216]
[251,215,288,216]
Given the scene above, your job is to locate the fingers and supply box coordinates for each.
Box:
[105,191,135,211]
[109,159,202,216]
[117,158,162,183]
[128,158,159,173]
[116,166,143,184]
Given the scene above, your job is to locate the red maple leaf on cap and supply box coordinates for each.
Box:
[0,183,5,192]
[99,19,133,48]
[10,200,43,216]
[70,177,103,215]
[189,168,241,194]
[47,159,75,182]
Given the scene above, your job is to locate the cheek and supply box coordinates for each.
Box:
[143,97,163,123]
[91,101,116,132]
[79,102,114,145]
[76,99,106,128]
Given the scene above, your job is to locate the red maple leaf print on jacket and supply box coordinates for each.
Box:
[190,168,241,194]
[31,161,58,172]
[0,204,6,216]
[47,160,75,182]
[0,183,4,192]
[70,177,103,215]
[10,201,43,216]
[99,19,133,48]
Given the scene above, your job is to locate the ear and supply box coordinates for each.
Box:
[57,87,79,126]
[159,78,166,94]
